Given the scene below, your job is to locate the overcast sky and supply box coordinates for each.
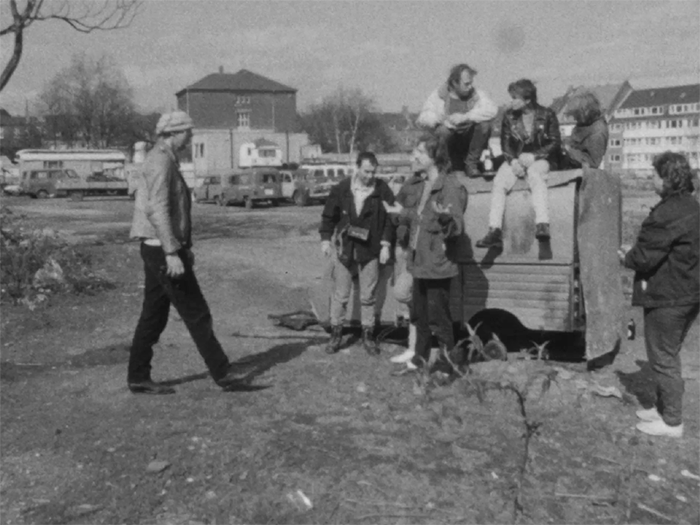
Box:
[1,0,699,116]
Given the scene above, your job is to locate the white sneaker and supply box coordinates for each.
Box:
[390,348,415,364]
[405,360,418,370]
[636,407,662,422]
[636,419,683,438]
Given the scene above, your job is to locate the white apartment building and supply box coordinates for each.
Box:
[608,84,699,173]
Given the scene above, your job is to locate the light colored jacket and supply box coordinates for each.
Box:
[417,86,498,128]
[129,140,192,253]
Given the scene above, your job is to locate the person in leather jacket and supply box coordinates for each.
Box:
[476,79,562,249]
[619,152,699,438]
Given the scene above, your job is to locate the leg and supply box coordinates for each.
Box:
[526,160,550,225]
[644,304,699,426]
[411,278,432,367]
[358,258,381,355]
[446,129,469,173]
[329,258,354,327]
[128,243,172,383]
[426,278,455,354]
[488,161,518,229]
[464,121,492,177]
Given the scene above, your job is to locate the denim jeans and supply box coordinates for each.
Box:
[446,121,491,173]
[644,303,699,426]
[128,243,230,383]
[489,159,550,227]
[330,257,380,327]
[411,278,454,366]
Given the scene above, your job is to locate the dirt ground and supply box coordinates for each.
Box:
[1,193,699,525]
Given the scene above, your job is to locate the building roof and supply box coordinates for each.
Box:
[176,69,296,96]
[619,84,699,109]
[254,138,279,148]
[557,82,632,124]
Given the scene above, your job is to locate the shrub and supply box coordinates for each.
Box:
[0,207,115,304]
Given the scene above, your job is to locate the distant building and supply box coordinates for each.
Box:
[176,68,309,173]
[608,84,699,173]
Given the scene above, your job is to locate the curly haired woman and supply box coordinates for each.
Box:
[619,152,699,438]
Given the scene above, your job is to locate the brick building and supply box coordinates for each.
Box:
[176,68,309,174]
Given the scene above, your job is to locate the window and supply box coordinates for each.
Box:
[610,139,621,147]
[43,160,63,168]
[239,174,251,185]
[236,95,250,105]
[259,149,276,158]
[610,154,621,162]
[689,118,699,127]
[261,174,277,183]
[327,169,335,178]
[337,169,346,177]
[283,174,292,183]
[237,111,250,129]
[229,176,239,185]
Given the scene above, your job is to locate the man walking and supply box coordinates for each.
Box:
[127,111,253,394]
[320,152,395,355]
[417,63,497,177]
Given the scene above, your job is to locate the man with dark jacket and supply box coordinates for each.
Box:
[128,111,254,394]
[477,79,561,249]
[619,152,699,438]
[319,152,395,355]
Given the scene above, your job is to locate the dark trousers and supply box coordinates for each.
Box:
[643,303,699,426]
[410,278,455,366]
[128,243,230,383]
[447,121,491,173]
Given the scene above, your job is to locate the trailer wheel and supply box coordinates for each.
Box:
[482,339,508,361]
[37,189,49,199]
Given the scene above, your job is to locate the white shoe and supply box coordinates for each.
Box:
[636,407,662,422]
[636,419,683,438]
[391,348,415,364]
[405,360,418,370]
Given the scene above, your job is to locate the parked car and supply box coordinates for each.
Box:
[2,184,21,196]
[280,168,334,206]
[217,168,283,209]
[19,168,80,198]
[192,175,224,203]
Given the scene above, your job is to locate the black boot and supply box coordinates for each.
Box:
[476,227,503,249]
[325,325,343,354]
[362,326,380,356]
[535,223,550,241]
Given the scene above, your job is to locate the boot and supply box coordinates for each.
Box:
[362,326,380,356]
[535,223,550,241]
[325,325,343,354]
[464,161,483,179]
[476,227,503,249]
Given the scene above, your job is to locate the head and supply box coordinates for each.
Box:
[652,151,696,197]
[447,63,478,99]
[565,91,603,125]
[411,131,451,174]
[355,151,379,185]
[155,111,194,151]
[507,79,538,110]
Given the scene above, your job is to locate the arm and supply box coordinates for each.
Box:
[500,113,517,162]
[463,89,498,123]
[380,183,396,245]
[531,109,562,160]
[319,185,341,241]
[624,211,685,273]
[436,184,467,239]
[145,153,180,254]
[417,89,445,128]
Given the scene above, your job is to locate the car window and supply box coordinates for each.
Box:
[337,169,345,177]
[239,174,251,185]
[229,175,238,185]
[262,174,276,183]
[327,169,336,178]
[37,172,48,180]
[283,174,292,183]
[313,169,323,178]
[212,176,221,184]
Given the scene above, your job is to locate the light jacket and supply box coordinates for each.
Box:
[319,176,395,266]
[397,172,468,280]
[624,193,699,308]
[417,85,498,129]
[130,140,192,254]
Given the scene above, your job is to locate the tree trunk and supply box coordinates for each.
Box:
[0,26,23,93]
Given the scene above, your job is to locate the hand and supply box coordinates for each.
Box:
[435,124,453,137]
[431,200,452,215]
[383,201,404,214]
[165,254,185,277]
[321,240,332,257]
[446,113,467,127]
[510,159,525,178]
[441,118,457,131]
[618,244,632,264]
[518,152,536,168]
[379,245,390,265]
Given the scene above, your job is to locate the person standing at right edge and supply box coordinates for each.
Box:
[619,152,699,438]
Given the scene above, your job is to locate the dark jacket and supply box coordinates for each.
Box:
[501,104,562,169]
[130,141,192,253]
[560,117,609,169]
[624,193,700,308]
[397,172,468,280]
[319,177,395,266]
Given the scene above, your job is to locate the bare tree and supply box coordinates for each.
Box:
[0,0,140,92]
[39,53,135,148]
